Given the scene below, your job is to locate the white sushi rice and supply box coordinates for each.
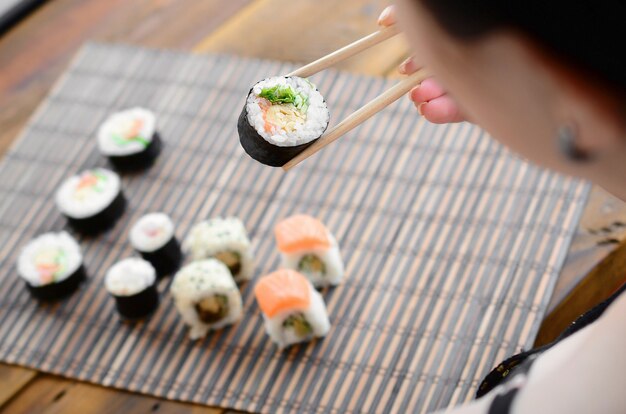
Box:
[170,259,243,339]
[280,234,344,287]
[105,258,156,296]
[55,168,121,219]
[17,232,82,287]
[263,282,330,349]
[130,213,174,253]
[182,217,254,282]
[246,76,329,147]
[97,107,156,156]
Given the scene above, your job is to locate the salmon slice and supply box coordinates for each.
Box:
[274,214,331,253]
[126,119,144,138]
[77,174,98,190]
[254,269,311,318]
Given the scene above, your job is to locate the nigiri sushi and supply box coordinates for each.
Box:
[274,214,344,287]
[238,76,330,167]
[254,269,330,348]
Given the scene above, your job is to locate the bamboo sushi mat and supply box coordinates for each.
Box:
[0,42,590,413]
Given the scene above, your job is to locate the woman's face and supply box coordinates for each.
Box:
[396,0,626,199]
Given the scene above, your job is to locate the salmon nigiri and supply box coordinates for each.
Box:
[274,215,344,287]
[254,269,330,348]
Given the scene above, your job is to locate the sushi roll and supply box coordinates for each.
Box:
[274,214,344,287]
[97,107,161,172]
[170,259,243,339]
[130,213,181,278]
[254,269,330,348]
[105,258,159,320]
[183,217,253,282]
[17,232,86,300]
[55,168,125,235]
[238,76,330,167]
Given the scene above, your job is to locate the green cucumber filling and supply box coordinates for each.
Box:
[214,251,242,276]
[282,313,313,338]
[112,133,149,147]
[259,85,309,113]
[298,254,326,275]
[195,294,229,324]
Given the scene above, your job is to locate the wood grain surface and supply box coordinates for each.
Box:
[0,375,223,414]
[192,0,409,76]
[0,0,624,412]
[0,0,253,156]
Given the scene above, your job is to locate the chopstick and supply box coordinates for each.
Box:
[288,25,400,78]
[282,69,428,171]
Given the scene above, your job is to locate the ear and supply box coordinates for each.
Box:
[539,48,626,155]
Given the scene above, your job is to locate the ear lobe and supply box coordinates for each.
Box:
[559,99,624,158]
[552,72,625,157]
[556,124,592,162]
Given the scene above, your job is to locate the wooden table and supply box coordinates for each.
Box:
[0,0,624,412]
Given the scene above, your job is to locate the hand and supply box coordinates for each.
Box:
[378,6,466,124]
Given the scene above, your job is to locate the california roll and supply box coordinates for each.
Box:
[183,217,254,282]
[171,259,243,339]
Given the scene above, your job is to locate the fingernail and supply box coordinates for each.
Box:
[378,6,392,25]
[398,57,411,74]
[417,103,425,116]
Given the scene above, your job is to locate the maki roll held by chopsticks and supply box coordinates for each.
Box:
[238,76,329,167]
[236,25,428,170]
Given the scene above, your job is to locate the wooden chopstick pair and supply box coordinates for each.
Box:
[282,25,428,171]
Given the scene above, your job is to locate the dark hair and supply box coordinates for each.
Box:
[421,1,626,97]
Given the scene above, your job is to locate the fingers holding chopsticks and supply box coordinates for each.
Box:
[402,61,467,124]
[402,56,467,124]
[410,78,467,123]
[379,6,422,77]
[378,8,422,76]
[377,5,466,124]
